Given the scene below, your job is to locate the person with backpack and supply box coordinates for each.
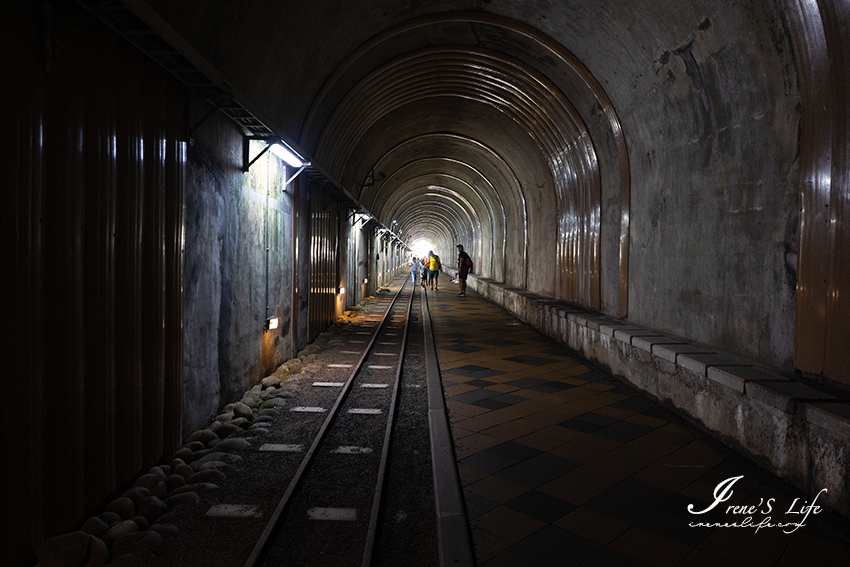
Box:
[456,244,473,296]
[428,251,442,290]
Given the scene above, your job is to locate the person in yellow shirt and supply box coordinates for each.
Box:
[428,251,441,290]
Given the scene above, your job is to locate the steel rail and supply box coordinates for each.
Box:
[243,278,411,567]
[361,278,415,567]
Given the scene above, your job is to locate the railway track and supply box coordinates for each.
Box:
[244,278,416,567]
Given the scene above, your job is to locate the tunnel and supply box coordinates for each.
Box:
[3,0,850,564]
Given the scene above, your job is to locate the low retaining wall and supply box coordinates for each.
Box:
[459,274,850,515]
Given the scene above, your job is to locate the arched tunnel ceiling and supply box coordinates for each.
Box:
[147,2,627,245]
[146,0,798,313]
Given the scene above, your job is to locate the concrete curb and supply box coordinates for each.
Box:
[421,287,477,567]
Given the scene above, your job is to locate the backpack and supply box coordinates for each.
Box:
[435,255,441,270]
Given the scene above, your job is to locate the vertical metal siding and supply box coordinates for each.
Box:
[819,0,850,384]
[1,7,185,562]
[308,197,340,342]
[555,139,601,310]
[2,9,46,564]
[787,0,850,385]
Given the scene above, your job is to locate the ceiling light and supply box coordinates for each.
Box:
[269,143,304,168]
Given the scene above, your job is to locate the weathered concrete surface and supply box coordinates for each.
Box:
[620,1,800,368]
[183,113,294,432]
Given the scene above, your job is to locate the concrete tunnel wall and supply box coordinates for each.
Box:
[182,107,409,433]
[4,0,850,563]
[182,112,297,432]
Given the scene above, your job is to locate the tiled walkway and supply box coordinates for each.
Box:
[425,286,850,567]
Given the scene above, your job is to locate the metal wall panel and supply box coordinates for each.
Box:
[0,5,185,563]
[819,0,850,384]
[787,0,850,385]
[308,196,340,342]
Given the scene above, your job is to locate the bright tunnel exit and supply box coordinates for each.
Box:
[410,239,434,260]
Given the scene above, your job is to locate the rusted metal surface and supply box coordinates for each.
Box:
[1,5,185,563]
[786,0,850,385]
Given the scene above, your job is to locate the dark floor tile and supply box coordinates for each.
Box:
[450,388,501,404]
[519,525,602,565]
[446,364,506,379]
[637,508,713,548]
[610,397,655,413]
[464,490,501,519]
[660,493,714,520]
[495,461,564,488]
[505,355,559,366]
[697,460,762,494]
[581,371,613,382]
[506,491,577,524]
[461,451,519,474]
[524,453,581,476]
[557,412,620,433]
[445,344,486,353]
[507,377,575,393]
[483,338,523,347]
[636,405,675,420]
[544,347,575,357]
[506,377,550,389]
[580,547,653,567]
[533,384,570,394]
[465,379,497,388]
[472,398,514,410]
[446,364,492,376]
[488,441,544,461]
[482,546,562,567]
[491,393,529,405]
[585,479,675,524]
[544,381,576,391]
[593,420,657,443]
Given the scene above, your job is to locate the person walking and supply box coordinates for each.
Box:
[410,256,419,284]
[456,244,472,296]
[428,251,441,290]
[420,256,428,288]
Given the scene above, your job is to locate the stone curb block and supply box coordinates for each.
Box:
[631,336,682,353]
[706,365,789,394]
[677,353,749,377]
[652,344,715,363]
[803,402,850,438]
[747,380,837,414]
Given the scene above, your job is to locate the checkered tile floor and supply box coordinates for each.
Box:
[425,286,850,567]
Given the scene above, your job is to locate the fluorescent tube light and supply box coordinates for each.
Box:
[269,143,304,168]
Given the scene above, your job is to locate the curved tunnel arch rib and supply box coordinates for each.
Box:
[383,187,481,252]
[369,164,498,279]
[314,48,593,185]
[396,200,475,263]
[307,46,605,306]
[356,133,526,284]
[300,11,629,311]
